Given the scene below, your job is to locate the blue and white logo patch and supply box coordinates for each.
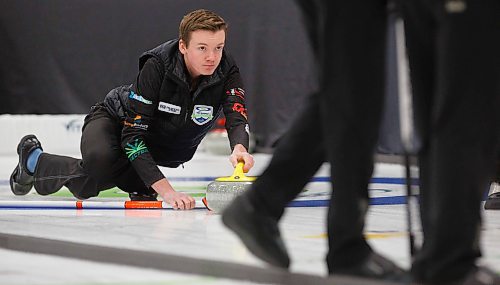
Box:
[191,105,213,125]
[129,91,152,105]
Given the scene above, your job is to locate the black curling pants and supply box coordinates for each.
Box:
[247,93,326,220]
[246,0,324,220]
[400,1,500,283]
[247,0,499,282]
[33,106,152,199]
[246,0,388,272]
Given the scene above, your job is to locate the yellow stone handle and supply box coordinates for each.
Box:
[230,161,246,180]
[215,161,256,182]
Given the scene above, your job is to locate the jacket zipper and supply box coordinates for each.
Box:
[164,72,221,125]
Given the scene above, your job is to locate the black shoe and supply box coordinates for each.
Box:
[9,135,43,195]
[221,194,290,269]
[129,192,158,201]
[484,183,500,210]
[484,192,500,210]
[332,252,408,282]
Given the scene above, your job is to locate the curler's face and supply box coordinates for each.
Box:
[179,29,225,78]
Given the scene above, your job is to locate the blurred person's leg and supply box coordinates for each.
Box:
[402,0,500,283]
[246,93,326,219]
[244,0,325,219]
[223,0,326,269]
[318,0,394,273]
[223,93,326,268]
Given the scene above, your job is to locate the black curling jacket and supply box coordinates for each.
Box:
[103,39,249,187]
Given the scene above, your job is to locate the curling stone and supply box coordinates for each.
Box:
[205,161,256,213]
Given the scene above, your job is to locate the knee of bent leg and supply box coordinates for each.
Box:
[82,149,118,179]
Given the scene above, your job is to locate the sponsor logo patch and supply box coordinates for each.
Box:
[123,115,148,130]
[125,139,149,161]
[129,91,152,105]
[158,102,181,114]
[191,105,214,125]
[226,88,245,100]
[232,103,247,120]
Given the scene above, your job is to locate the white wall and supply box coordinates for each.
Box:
[0,115,86,156]
[0,115,238,157]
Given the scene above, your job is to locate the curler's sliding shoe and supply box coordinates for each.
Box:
[9,135,43,195]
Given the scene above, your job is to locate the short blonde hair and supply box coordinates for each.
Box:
[179,9,227,46]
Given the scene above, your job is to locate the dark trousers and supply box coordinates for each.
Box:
[247,0,325,221]
[248,93,325,218]
[247,0,388,272]
[249,0,499,282]
[318,0,389,270]
[400,1,500,283]
[33,106,151,199]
